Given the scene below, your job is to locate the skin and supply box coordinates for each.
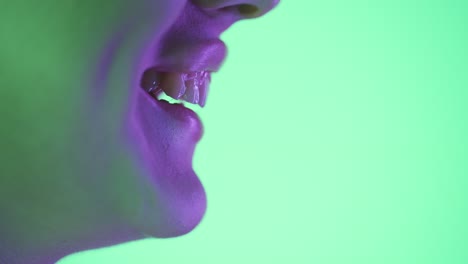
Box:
[0,0,278,263]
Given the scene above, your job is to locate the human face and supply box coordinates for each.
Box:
[0,0,279,262]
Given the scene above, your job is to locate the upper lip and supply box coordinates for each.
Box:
[152,38,227,73]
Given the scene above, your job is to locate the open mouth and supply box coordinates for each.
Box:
[140,67,212,111]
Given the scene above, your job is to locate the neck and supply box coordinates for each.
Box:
[0,218,142,264]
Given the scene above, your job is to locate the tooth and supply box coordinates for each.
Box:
[198,72,210,108]
[182,78,200,104]
[160,72,186,100]
[184,72,198,81]
[140,68,163,93]
[151,87,163,99]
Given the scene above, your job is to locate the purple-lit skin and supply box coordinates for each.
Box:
[0,0,278,263]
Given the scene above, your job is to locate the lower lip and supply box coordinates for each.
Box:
[155,98,203,139]
[156,99,192,116]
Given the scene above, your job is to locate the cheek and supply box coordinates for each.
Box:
[127,0,188,27]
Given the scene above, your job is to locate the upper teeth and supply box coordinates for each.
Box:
[140,68,211,108]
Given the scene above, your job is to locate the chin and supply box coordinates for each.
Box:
[124,82,208,238]
[141,172,207,238]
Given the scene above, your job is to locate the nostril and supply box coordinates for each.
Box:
[237,4,259,15]
[195,0,278,19]
[218,3,261,18]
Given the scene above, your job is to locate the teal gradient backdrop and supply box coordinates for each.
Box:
[58,1,467,263]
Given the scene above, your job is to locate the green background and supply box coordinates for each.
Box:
[58,1,468,263]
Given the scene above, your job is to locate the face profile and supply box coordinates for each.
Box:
[0,0,279,263]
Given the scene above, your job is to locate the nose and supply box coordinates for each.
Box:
[192,0,280,19]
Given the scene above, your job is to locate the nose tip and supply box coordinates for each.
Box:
[194,0,280,19]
